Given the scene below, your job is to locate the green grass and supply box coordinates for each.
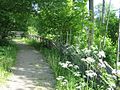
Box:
[24,38,120,90]
[0,42,17,85]
[23,38,81,90]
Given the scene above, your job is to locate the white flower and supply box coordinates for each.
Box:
[109,82,116,88]
[59,62,63,66]
[73,72,81,77]
[117,62,120,66]
[59,62,68,68]
[86,57,95,63]
[98,62,106,68]
[112,69,120,76]
[59,61,72,68]
[106,87,114,90]
[81,57,95,64]
[93,51,98,54]
[81,82,86,87]
[56,76,64,81]
[66,61,71,64]
[98,59,106,68]
[85,70,97,78]
[68,63,74,67]
[76,85,81,89]
[97,50,106,58]
[61,79,68,86]
[81,58,87,62]
[62,63,68,68]
[74,65,79,69]
[83,75,86,78]
[84,48,91,55]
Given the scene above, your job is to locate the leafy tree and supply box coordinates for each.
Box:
[33,0,88,45]
[0,0,33,44]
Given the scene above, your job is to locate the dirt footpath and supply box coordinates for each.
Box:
[0,42,55,90]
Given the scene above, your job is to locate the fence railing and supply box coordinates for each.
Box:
[27,35,58,48]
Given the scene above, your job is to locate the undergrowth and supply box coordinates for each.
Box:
[24,38,77,89]
[24,38,120,90]
[0,41,17,84]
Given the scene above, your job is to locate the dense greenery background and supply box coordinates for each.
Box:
[0,0,120,90]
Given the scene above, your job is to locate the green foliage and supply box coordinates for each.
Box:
[94,35,117,66]
[103,38,117,66]
[107,13,119,45]
[95,9,118,65]
[26,38,120,90]
[95,4,119,46]
[1,0,119,89]
[0,0,33,42]
[0,11,14,40]
[0,42,17,84]
[27,26,38,35]
[32,0,89,44]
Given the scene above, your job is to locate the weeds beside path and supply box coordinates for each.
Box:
[0,41,55,90]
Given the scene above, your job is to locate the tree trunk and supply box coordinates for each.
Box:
[116,8,120,87]
[117,9,120,62]
[88,0,94,49]
[103,0,111,48]
[117,9,120,70]
[102,0,105,24]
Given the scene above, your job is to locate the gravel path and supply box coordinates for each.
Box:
[0,42,55,90]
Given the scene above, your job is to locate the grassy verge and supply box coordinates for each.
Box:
[24,38,120,90]
[24,39,83,90]
[0,42,17,85]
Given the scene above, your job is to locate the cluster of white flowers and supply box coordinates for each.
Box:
[61,79,68,86]
[112,69,120,76]
[75,82,86,89]
[56,76,65,81]
[93,50,98,54]
[56,76,68,86]
[59,61,71,68]
[74,65,79,69]
[117,62,120,66]
[81,57,95,64]
[98,62,106,68]
[76,85,81,89]
[86,57,95,63]
[109,82,116,88]
[85,70,97,78]
[97,50,106,58]
[83,48,91,55]
[68,63,73,67]
[98,59,106,68]
[106,87,114,90]
[73,71,81,77]
[59,61,80,70]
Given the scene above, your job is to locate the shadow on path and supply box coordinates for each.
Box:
[0,42,55,90]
